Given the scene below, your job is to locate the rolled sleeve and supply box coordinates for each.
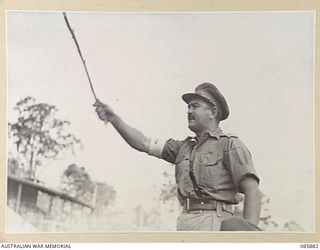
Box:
[224,139,260,192]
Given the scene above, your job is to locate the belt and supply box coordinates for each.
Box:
[183,198,233,216]
[184,198,219,211]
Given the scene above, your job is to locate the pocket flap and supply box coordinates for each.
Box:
[201,151,222,166]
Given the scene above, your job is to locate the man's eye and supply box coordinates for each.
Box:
[189,104,200,109]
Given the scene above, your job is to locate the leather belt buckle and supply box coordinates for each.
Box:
[184,198,217,211]
[183,198,234,215]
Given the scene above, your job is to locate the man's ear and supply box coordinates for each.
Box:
[209,106,218,119]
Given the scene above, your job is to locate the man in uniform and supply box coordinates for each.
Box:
[94,82,261,231]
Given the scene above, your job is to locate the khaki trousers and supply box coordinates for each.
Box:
[177,209,233,231]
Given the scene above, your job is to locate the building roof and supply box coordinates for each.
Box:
[8,174,94,210]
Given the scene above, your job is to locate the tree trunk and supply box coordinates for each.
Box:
[29,151,34,180]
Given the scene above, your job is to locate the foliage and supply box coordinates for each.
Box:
[258,192,279,230]
[133,205,161,230]
[60,164,95,204]
[60,164,116,210]
[159,171,177,203]
[93,182,116,214]
[283,221,304,231]
[8,97,81,180]
[7,155,21,176]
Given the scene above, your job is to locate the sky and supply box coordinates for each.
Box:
[6,11,315,231]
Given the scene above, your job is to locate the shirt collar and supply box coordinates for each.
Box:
[207,127,223,139]
[192,127,223,142]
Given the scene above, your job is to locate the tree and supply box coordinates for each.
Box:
[257,192,279,231]
[7,154,21,176]
[60,164,95,204]
[159,171,177,204]
[92,182,116,215]
[60,164,117,209]
[133,205,161,230]
[8,97,81,180]
[283,221,304,231]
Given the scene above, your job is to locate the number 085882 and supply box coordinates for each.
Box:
[300,244,319,248]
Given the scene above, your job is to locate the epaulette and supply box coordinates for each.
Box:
[220,133,238,138]
[184,136,196,142]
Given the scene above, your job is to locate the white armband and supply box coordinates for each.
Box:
[148,138,166,159]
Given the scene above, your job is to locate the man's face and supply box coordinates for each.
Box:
[187,98,213,133]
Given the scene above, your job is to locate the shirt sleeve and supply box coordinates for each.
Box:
[148,138,167,159]
[161,138,183,164]
[224,138,260,192]
[148,138,183,164]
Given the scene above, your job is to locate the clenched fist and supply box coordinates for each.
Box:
[93,99,115,123]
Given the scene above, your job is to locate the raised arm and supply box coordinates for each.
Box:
[94,99,151,153]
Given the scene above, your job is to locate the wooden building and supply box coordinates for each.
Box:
[7,174,94,232]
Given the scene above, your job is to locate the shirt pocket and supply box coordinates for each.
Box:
[200,152,222,167]
[199,151,228,189]
[200,151,221,166]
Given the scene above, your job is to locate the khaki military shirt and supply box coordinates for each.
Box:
[149,127,259,205]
